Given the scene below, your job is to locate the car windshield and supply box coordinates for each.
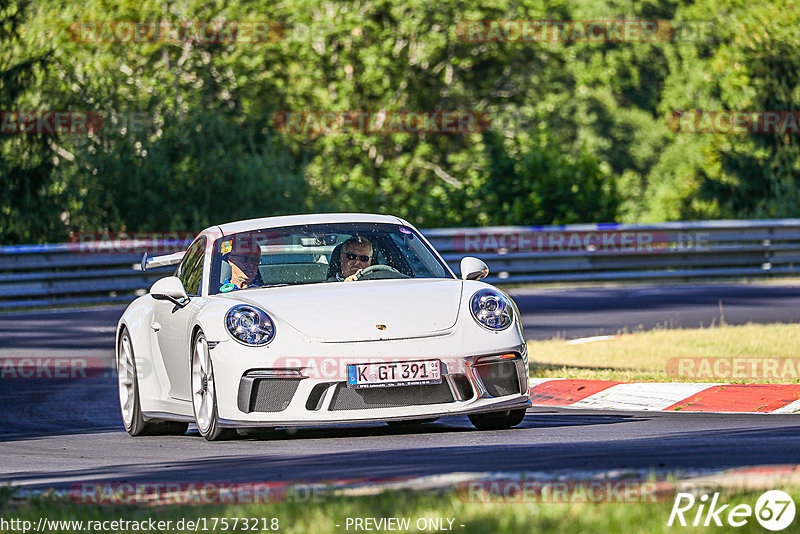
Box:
[209,222,453,294]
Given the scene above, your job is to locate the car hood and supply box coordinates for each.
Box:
[226,279,463,342]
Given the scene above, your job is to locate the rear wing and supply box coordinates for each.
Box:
[136,251,185,272]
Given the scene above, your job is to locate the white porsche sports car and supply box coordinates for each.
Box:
[116,213,530,440]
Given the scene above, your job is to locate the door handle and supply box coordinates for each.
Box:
[151,321,161,332]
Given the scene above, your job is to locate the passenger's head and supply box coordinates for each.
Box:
[340,236,373,278]
[225,234,261,288]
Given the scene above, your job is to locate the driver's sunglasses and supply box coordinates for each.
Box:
[345,252,370,263]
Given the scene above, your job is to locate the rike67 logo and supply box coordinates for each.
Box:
[668,490,796,530]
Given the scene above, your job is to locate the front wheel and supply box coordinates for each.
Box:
[191,332,235,441]
[468,408,526,431]
[118,328,188,436]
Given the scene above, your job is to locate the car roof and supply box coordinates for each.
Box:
[203,213,410,238]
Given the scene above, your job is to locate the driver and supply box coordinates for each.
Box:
[332,236,373,282]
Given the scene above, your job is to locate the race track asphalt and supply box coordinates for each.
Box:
[1,283,799,489]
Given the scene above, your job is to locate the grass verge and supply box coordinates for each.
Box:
[528,323,800,383]
[3,486,800,533]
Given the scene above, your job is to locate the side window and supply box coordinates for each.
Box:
[178,237,206,296]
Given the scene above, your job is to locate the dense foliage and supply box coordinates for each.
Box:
[1,0,799,242]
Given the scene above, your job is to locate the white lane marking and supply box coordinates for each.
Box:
[566,335,616,345]
[772,399,800,414]
[528,376,566,385]
[570,382,716,411]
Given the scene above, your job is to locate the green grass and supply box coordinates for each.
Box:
[528,323,800,383]
[4,486,800,533]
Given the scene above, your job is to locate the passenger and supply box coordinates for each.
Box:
[220,235,264,292]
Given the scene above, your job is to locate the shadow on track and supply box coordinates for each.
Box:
[226,410,638,441]
[5,413,800,489]
[0,377,122,442]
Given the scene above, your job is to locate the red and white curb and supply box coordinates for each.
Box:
[527,379,800,413]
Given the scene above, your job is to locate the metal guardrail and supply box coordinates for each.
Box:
[2,219,800,310]
[424,219,800,284]
[0,240,184,310]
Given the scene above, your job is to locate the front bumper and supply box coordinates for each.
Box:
[211,340,530,427]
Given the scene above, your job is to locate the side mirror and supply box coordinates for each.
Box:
[150,276,189,307]
[460,256,489,280]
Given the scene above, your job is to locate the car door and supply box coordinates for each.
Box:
[152,237,205,401]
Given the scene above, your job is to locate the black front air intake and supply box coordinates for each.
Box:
[475,360,521,397]
[238,377,301,413]
[328,382,455,411]
[451,374,474,400]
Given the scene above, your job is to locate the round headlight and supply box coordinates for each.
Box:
[225,305,275,345]
[470,289,513,330]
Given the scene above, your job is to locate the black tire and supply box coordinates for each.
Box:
[386,418,439,427]
[468,408,527,431]
[191,331,236,441]
[118,328,188,436]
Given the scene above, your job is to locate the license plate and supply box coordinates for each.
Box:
[347,359,442,389]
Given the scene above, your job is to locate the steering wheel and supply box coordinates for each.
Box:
[354,264,408,280]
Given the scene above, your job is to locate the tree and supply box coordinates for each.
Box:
[0,0,62,243]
